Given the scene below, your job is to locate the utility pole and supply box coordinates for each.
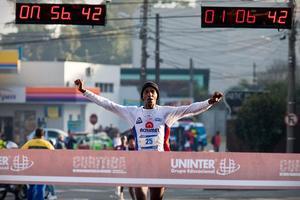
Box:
[140,0,149,87]
[253,62,257,87]
[286,0,296,153]
[189,58,194,100]
[155,13,160,104]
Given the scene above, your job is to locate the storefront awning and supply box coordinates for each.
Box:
[26,87,100,103]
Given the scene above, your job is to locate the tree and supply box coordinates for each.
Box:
[235,82,286,152]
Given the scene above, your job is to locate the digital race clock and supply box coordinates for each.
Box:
[201,6,292,29]
[15,3,106,26]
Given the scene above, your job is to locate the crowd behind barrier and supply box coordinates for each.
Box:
[1,122,216,152]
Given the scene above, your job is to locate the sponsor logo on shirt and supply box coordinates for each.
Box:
[139,121,159,133]
[136,117,143,124]
[140,128,159,133]
[145,121,153,128]
[155,118,162,122]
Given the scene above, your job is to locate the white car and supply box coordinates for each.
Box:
[27,128,68,146]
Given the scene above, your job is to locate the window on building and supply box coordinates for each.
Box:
[95,82,114,93]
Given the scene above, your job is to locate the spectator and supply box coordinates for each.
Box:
[114,135,127,200]
[65,130,77,149]
[113,132,122,148]
[55,135,66,149]
[190,127,198,151]
[211,131,222,152]
[45,140,58,200]
[127,134,136,200]
[21,128,54,200]
[0,133,7,149]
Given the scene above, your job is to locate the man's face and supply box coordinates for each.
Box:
[142,86,158,107]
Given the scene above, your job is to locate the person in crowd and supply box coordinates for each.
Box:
[127,134,136,200]
[21,128,54,200]
[113,132,122,148]
[45,140,58,200]
[75,79,223,200]
[114,135,128,200]
[55,135,66,149]
[0,133,7,149]
[190,127,198,151]
[211,131,222,152]
[65,130,77,149]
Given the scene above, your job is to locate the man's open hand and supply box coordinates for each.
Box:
[208,91,223,104]
[74,79,86,93]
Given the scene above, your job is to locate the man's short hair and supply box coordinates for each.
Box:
[140,81,160,99]
[34,128,45,138]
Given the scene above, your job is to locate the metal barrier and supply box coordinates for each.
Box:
[0,150,299,189]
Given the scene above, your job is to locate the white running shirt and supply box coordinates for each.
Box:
[84,90,212,152]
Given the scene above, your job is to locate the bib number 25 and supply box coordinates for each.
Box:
[145,138,153,144]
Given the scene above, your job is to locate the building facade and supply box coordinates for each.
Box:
[0,61,121,144]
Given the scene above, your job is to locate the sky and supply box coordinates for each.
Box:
[0,0,298,92]
[0,1,16,34]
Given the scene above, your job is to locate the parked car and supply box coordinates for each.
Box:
[171,120,207,151]
[26,128,68,146]
[72,132,89,149]
[77,132,113,150]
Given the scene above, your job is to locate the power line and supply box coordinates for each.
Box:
[109,0,293,5]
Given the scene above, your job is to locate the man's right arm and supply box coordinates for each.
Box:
[74,79,136,126]
[84,90,136,126]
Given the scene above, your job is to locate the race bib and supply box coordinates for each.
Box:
[138,134,158,150]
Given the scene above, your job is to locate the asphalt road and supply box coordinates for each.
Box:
[4,185,300,200]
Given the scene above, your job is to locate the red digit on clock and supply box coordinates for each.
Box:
[51,6,60,20]
[236,9,246,23]
[222,10,226,23]
[204,9,215,24]
[19,5,30,19]
[82,7,91,20]
[246,10,255,23]
[61,7,71,20]
[278,10,288,24]
[92,7,102,21]
[268,11,277,23]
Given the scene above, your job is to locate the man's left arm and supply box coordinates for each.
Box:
[165,92,223,126]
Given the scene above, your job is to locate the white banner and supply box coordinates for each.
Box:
[0,150,300,189]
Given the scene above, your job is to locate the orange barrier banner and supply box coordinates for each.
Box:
[0,150,299,189]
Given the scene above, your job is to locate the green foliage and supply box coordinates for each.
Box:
[235,82,286,152]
